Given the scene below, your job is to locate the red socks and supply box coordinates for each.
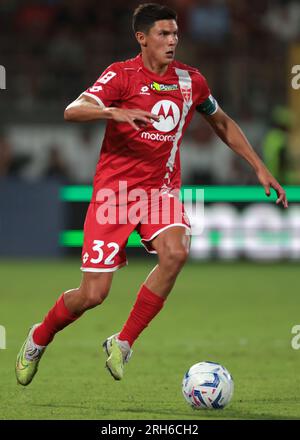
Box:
[32,285,164,348]
[118,284,165,347]
[33,294,79,346]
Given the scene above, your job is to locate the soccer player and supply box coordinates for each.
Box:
[16,3,288,385]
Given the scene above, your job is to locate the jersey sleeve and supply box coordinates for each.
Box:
[82,63,126,107]
[195,73,218,116]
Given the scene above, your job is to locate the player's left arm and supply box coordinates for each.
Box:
[202,107,288,208]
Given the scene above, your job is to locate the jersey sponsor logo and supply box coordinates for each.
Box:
[150,82,179,92]
[140,85,150,95]
[151,100,180,132]
[140,131,176,142]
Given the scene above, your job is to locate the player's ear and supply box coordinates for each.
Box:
[136,31,147,47]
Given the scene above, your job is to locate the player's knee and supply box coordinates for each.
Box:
[161,244,189,269]
[80,272,112,310]
[170,247,189,266]
[83,286,110,309]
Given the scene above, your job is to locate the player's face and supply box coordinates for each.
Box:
[143,20,178,66]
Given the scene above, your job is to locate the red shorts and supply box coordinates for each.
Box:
[81,193,191,272]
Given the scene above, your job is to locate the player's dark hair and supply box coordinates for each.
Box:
[132,3,177,34]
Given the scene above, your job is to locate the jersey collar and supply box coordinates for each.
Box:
[136,53,174,81]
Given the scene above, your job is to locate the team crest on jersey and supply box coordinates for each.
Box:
[180,85,192,103]
[150,82,179,92]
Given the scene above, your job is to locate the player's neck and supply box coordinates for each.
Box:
[141,54,169,76]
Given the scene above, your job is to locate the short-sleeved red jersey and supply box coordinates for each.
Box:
[83,54,213,201]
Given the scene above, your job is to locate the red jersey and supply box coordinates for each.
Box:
[83,54,215,202]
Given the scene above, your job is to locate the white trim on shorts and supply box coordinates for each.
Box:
[80,261,128,272]
[140,223,191,254]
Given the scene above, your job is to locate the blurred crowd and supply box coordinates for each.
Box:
[0,107,293,185]
[0,0,299,185]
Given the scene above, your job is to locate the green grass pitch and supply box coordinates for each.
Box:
[1,259,300,420]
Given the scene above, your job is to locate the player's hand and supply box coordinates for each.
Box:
[256,167,288,208]
[108,108,160,131]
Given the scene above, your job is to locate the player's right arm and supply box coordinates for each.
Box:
[64,63,158,129]
[64,95,158,130]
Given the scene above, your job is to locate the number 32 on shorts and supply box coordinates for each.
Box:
[90,240,119,265]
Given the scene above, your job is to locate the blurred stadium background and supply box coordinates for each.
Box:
[1,0,300,260]
[1,0,300,420]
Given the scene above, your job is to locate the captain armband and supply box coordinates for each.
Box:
[196,94,218,115]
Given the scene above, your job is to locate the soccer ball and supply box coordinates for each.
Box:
[182,361,234,409]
